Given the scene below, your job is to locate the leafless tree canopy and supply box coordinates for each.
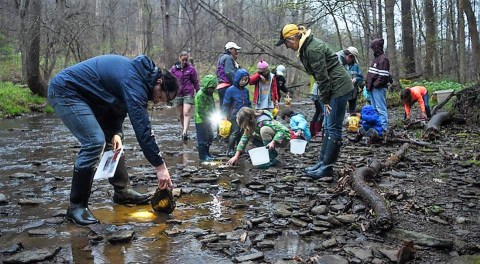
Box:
[0,0,479,95]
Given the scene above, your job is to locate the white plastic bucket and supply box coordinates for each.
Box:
[290,139,307,154]
[248,146,270,166]
[433,89,454,104]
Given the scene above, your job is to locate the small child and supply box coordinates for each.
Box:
[401,86,431,120]
[249,60,279,111]
[349,105,383,144]
[280,108,311,142]
[194,75,217,161]
[227,107,290,168]
[222,69,252,157]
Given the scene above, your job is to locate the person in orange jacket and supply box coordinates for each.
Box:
[400,86,432,119]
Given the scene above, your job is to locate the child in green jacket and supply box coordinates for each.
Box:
[227,107,290,168]
[195,75,218,161]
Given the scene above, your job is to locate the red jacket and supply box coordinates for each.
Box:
[404,86,427,116]
[249,73,279,105]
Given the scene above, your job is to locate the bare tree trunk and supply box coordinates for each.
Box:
[19,0,47,96]
[448,0,460,82]
[385,0,399,89]
[413,0,422,74]
[161,0,176,68]
[332,12,343,48]
[136,0,146,54]
[424,0,436,80]
[377,0,383,37]
[340,8,354,46]
[144,0,153,56]
[458,0,467,83]
[462,0,480,81]
[357,0,372,69]
[401,0,416,74]
[370,0,378,37]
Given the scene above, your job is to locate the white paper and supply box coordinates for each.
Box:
[93,147,124,180]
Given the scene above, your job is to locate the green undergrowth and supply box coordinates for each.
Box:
[0,81,53,118]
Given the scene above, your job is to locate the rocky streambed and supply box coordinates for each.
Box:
[0,104,479,263]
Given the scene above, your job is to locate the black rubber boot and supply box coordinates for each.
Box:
[198,145,214,161]
[306,136,342,179]
[109,156,151,205]
[348,132,364,143]
[66,167,99,226]
[226,137,236,157]
[206,144,216,160]
[304,132,328,173]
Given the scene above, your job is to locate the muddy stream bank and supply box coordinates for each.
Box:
[0,103,479,263]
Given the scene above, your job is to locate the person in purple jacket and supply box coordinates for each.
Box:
[170,51,200,141]
[48,54,178,226]
[216,42,241,107]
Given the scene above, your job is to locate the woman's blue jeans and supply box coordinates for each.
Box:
[323,94,349,140]
[48,84,106,170]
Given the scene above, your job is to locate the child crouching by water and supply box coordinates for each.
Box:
[227,107,290,168]
[280,108,311,142]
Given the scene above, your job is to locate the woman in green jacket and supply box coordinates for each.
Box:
[275,24,353,179]
[227,107,290,168]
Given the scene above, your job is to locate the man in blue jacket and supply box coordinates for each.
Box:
[48,54,178,226]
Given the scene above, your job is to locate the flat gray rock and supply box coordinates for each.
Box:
[311,255,348,264]
[391,229,453,249]
[0,193,7,205]
[28,228,57,236]
[4,247,61,264]
[234,251,263,262]
[107,230,135,244]
[10,172,36,179]
[344,246,373,262]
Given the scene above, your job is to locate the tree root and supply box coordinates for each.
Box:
[351,143,409,231]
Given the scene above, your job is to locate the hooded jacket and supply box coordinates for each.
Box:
[366,38,391,90]
[170,62,199,97]
[221,69,252,118]
[194,75,217,124]
[360,105,383,137]
[49,54,164,166]
[216,50,238,85]
[289,113,312,142]
[299,34,353,104]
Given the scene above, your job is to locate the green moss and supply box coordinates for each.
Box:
[439,172,449,179]
[0,81,49,118]
[460,160,480,167]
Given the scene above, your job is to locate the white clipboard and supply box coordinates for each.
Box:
[93,147,124,180]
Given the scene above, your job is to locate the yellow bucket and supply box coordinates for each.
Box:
[219,119,232,138]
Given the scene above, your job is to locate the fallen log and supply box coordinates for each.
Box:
[423,112,452,140]
[351,143,409,231]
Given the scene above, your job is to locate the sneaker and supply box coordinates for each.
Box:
[182,133,188,141]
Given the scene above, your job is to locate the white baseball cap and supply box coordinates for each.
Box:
[345,46,359,64]
[225,42,241,50]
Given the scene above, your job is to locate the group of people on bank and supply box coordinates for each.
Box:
[48,23,431,226]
